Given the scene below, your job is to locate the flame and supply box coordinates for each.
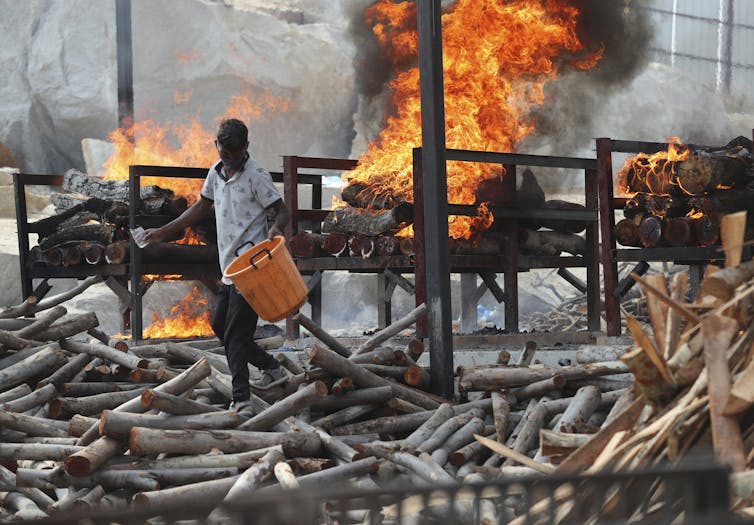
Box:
[143,285,214,339]
[617,137,691,196]
[176,228,207,246]
[101,90,287,338]
[102,89,290,204]
[345,0,603,239]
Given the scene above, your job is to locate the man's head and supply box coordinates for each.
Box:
[216,119,249,170]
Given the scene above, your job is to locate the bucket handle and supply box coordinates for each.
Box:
[249,248,272,269]
[234,240,255,257]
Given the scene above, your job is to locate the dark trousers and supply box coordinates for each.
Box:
[211,284,278,402]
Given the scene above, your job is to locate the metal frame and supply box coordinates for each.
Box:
[282,152,602,345]
[596,135,754,336]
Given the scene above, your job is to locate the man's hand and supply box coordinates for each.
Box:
[268,225,283,239]
[143,228,169,245]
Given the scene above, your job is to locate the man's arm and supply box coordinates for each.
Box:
[143,196,213,244]
[266,199,290,239]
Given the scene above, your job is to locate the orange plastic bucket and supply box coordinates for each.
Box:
[223,236,308,322]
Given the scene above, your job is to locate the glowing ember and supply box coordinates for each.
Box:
[143,285,214,339]
[346,0,603,239]
[617,137,690,196]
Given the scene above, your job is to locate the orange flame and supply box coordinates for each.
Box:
[143,285,214,339]
[345,0,603,239]
[102,89,290,204]
[617,137,691,196]
[101,90,287,339]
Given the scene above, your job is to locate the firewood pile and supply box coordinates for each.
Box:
[291,169,587,261]
[27,169,217,268]
[614,137,754,248]
[7,241,754,522]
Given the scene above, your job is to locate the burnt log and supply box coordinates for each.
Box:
[105,241,128,264]
[323,232,348,256]
[662,217,692,247]
[623,193,668,219]
[322,202,414,237]
[60,243,83,266]
[399,237,415,255]
[676,155,751,195]
[31,198,112,238]
[341,181,404,210]
[638,215,663,247]
[349,234,375,258]
[289,231,325,258]
[376,235,400,256]
[83,243,106,265]
[62,169,174,208]
[39,224,114,251]
[614,218,641,247]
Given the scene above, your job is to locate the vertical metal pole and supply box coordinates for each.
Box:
[417,0,453,398]
[596,138,621,336]
[129,166,143,340]
[13,173,32,300]
[723,0,734,95]
[115,0,134,131]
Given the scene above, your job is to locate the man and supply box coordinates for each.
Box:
[143,118,289,407]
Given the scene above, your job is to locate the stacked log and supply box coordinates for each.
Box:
[616,142,754,248]
[27,170,209,269]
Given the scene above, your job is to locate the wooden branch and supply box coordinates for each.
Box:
[703,314,746,471]
[293,312,351,357]
[309,344,441,409]
[0,344,67,392]
[237,381,328,431]
[99,409,241,439]
[352,303,427,356]
[474,435,555,474]
[129,428,320,457]
[631,272,700,323]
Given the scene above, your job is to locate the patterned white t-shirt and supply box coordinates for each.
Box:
[201,154,282,284]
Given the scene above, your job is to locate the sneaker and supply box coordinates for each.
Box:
[229,399,254,414]
[251,366,289,390]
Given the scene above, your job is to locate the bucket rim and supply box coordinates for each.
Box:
[223,235,285,279]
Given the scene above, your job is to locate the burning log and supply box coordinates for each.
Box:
[322,202,413,237]
[675,155,751,195]
[104,241,128,264]
[341,181,404,210]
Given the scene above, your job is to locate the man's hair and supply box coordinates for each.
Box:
[216,119,248,152]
